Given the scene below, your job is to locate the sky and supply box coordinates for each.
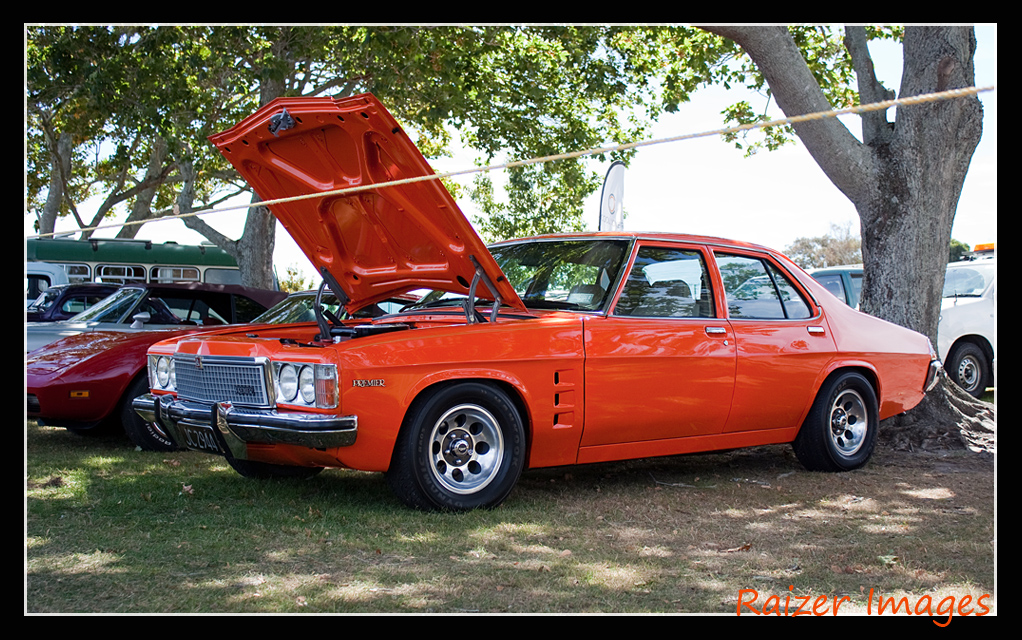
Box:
[26,25,997,283]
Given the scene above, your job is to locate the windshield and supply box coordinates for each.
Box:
[69,287,145,323]
[252,293,420,324]
[409,239,629,312]
[252,294,342,324]
[28,286,65,312]
[943,263,995,297]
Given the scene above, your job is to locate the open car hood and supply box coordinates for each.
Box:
[209,94,524,314]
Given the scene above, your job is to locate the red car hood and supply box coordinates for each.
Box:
[26,328,213,376]
[208,94,524,313]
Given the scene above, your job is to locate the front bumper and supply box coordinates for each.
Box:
[133,393,357,460]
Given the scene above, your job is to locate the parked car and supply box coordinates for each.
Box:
[133,94,941,511]
[808,264,863,309]
[26,261,69,306]
[808,260,996,397]
[26,282,120,322]
[27,289,417,450]
[939,257,996,398]
[25,282,286,353]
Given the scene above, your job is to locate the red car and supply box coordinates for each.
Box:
[27,290,412,450]
[133,94,941,511]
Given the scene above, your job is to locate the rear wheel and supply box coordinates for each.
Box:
[387,382,525,511]
[793,372,878,472]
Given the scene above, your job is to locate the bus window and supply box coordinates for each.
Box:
[63,264,91,283]
[152,266,199,283]
[97,264,146,284]
[203,267,243,285]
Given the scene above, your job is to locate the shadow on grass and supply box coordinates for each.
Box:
[27,421,994,614]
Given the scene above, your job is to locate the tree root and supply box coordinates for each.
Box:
[879,370,995,454]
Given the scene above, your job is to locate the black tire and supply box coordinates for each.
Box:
[227,457,324,480]
[792,372,878,472]
[946,342,990,398]
[387,382,526,511]
[121,375,180,451]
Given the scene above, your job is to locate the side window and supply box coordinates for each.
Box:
[151,266,200,283]
[203,268,243,285]
[98,264,146,284]
[714,253,812,319]
[63,264,91,283]
[233,296,267,323]
[614,246,715,318]
[814,274,848,305]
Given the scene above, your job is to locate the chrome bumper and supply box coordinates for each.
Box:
[925,358,943,393]
[133,393,357,460]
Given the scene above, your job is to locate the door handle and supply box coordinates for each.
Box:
[807,326,826,335]
[705,326,727,335]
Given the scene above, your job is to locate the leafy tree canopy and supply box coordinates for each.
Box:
[28,25,911,282]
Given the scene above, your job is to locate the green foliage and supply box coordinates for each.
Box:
[783,223,863,270]
[949,238,971,263]
[27,26,906,254]
[279,264,313,294]
[716,26,903,156]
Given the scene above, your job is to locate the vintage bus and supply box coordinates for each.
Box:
[26,237,244,286]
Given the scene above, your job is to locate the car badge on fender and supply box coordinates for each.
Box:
[352,379,385,387]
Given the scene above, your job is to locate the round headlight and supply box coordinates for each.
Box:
[156,356,171,388]
[299,365,316,404]
[279,364,298,401]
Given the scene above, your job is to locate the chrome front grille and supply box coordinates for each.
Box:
[173,355,273,408]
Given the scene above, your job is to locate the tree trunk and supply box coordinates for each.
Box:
[116,138,169,239]
[857,27,983,344]
[702,26,993,452]
[215,31,292,290]
[39,131,71,236]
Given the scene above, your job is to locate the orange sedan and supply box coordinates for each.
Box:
[133,94,940,511]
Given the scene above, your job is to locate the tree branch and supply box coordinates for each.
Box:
[699,26,872,205]
[843,26,895,146]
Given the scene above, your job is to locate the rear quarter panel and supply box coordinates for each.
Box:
[793,270,932,418]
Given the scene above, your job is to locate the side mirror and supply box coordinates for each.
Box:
[130,311,151,329]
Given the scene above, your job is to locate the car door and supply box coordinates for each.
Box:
[581,243,736,447]
[712,251,836,433]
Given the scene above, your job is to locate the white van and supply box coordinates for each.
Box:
[939,256,996,398]
[26,262,69,307]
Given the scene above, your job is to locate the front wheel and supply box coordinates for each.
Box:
[793,372,878,472]
[387,382,526,511]
[121,375,180,451]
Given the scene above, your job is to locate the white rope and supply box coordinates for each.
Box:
[27,85,994,240]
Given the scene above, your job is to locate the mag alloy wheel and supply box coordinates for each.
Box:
[793,371,878,472]
[388,382,526,511]
[828,388,868,457]
[429,403,504,495]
